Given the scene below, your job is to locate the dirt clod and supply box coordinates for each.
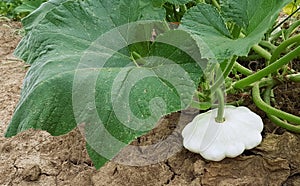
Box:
[201,156,290,186]
[23,165,41,181]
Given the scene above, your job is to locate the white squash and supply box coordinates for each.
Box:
[182,106,263,161]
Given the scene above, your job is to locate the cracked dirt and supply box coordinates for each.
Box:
[1,19,300,186]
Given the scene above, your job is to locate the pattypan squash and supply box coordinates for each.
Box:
[182,106,263,161]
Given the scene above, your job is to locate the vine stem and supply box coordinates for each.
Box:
[233,62,253,76]
[190,101,212,110]
[233,45,300,89]
[270,34,300,64]
[240,33,272,60]
[211,0,221,10]
[285,20,300,38]
[263,85,300,133]
[287,73,300,82]
[268,115,300,133]
[131,51,146,67]
[252,44,272,60]
[259,41,277,51]
[215,88,225,123]
[252,82,300,125]
[211,55,238,94]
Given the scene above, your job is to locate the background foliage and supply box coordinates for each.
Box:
[0,0,46,20]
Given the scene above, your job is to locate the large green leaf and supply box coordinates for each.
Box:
[6,0,204,169]
[180,0,290,61]
[82,33,204,168]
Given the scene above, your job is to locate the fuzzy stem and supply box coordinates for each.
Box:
[252,83,300,125]
[263,85,300,133]
[131,51,146,67]
[239,54,262,62]
[233,62,253,76]
[259,41,277,52]
[240,32,272,61]
[251,44,272,61]
[233,45,300,89]
[270,30,283,42]
[240,32,271,60]
[286,73,300,82]
[211,55,238,93]
[268,115,300,133]
[285,20,300,38]
[190,101,212,110]
[211,0,221,10]
[215,89,225,123]
[270,34,300,64]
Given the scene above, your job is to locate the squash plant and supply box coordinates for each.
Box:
[5,0,298,169]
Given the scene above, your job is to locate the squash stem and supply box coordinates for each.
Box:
[285,20,300,38]
[240,33,272,60]
[251,44,272,61]
[215,88,225,123]
[211,55,238,94]
[233,62,253,76]
[252,82,300,125]
[263,84,300,133]
[211,0,221,10]
[131,51,146,67]
[270,34,300,64]
[233,45,300,89]
[259,41,277,52]
[287,73,300,82]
